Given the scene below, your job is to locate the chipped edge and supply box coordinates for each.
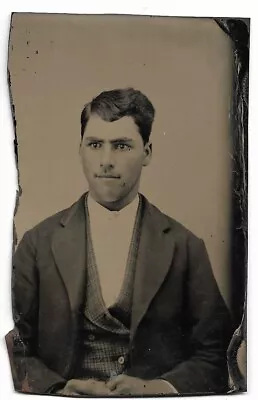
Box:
[214,17,249,393]
[5,12,28,393]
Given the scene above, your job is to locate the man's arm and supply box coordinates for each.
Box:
[6,230,66,394]
[159,237,233,394]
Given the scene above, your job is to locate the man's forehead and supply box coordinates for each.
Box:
[84,115,139,140]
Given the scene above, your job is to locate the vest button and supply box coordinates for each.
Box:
[118,356,125,365]
[88,334,95,341]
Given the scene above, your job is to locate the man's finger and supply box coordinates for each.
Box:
[69,378,99,394]
[69,379,88,392]
[112,384,131,395]
[106,374,125,391]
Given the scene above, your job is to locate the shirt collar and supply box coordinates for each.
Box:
[87,192,140,223]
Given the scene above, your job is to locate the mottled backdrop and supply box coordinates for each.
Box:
[9,14,233,307]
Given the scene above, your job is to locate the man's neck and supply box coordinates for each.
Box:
[88,191,139,212]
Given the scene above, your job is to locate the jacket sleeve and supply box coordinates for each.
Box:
[5,230,66,394]
[160,237,233,395]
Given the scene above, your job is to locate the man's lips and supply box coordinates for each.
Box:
[95,174,120,179]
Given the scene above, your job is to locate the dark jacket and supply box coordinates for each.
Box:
[6,193,233,395]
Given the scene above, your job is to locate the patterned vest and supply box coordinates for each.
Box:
[72,196,143,380]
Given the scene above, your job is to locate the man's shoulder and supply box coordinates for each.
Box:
[144,196,201,242]
[26,194,85,237]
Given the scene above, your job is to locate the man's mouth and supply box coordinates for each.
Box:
[95,174,120,179]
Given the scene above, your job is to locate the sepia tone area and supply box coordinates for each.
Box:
[6,13,245,397]
[9,14,233,306]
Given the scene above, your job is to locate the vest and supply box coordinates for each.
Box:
[72,196,143,380]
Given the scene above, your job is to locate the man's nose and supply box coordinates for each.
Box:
[100,146,114,169]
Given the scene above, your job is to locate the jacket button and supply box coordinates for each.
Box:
[118,356,125,365]
[88,334,95,341]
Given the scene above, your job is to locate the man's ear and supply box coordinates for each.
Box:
[79,138,83,155]
[142,142,152,167]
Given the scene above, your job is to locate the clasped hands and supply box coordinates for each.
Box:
[57,374,177,396]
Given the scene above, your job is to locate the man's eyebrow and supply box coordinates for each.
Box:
[84,136,104,142]
[110,137,134,144]
[84,136,134,143]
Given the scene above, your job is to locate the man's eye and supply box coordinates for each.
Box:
[116,143,131,151]
[89,142,101,149]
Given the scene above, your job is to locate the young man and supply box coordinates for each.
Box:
[6,88,233,396]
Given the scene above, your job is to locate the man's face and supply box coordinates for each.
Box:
[80,115,152,208]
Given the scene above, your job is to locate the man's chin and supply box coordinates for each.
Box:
[94,191,123,205]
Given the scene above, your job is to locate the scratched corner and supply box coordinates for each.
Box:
[20,374,32,394]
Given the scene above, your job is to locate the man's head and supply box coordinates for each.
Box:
[79,88,155,210]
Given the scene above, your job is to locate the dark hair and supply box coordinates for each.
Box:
[80,88,155,144]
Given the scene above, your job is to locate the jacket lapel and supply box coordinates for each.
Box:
[51,194,87,313]
[50,193,175,339]
[130,197,175,339]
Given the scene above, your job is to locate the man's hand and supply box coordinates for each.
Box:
[56,378,111,396]
[106,374,178,396]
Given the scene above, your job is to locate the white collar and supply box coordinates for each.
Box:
[87,193,140,222]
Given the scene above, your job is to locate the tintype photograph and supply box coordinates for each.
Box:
[5,13,249,397]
